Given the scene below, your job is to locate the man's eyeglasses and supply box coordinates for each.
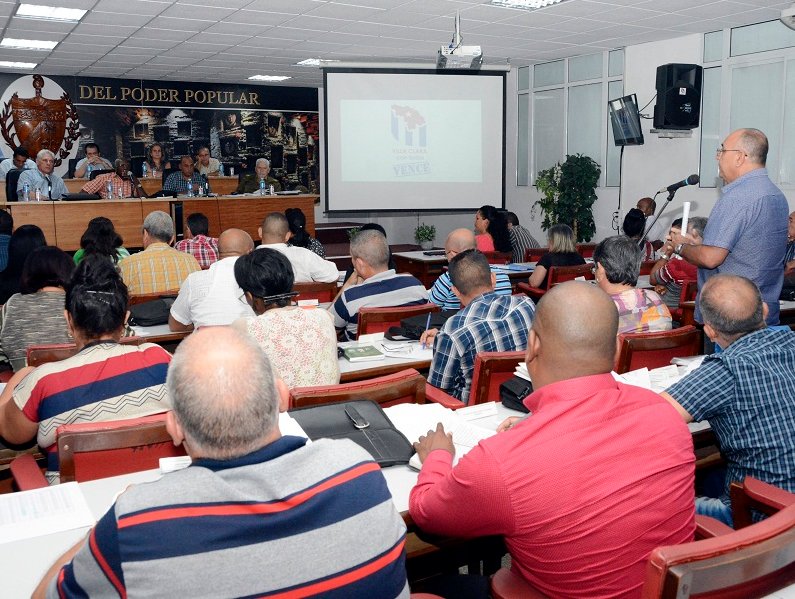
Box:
[716,145,746,157]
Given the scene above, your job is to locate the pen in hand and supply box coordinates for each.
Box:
[421,312,432,350]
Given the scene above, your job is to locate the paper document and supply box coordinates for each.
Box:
[0,482,95,545]
[279,412,311,441]
[380,341,433,360]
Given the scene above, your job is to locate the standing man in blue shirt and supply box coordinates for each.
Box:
[669,128,788,324]
[16,149,67,200]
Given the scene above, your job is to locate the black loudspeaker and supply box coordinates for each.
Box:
[653,63,703,130]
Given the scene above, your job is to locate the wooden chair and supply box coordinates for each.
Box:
[614,325,702,374]
[639,260,657,275]
[293,280,338,303]
[523,247,548,262]
[289,368,426,409]
[482,251,512,265]
[128,291,179,306]
[26,337,143,368]
[425,350,526,410]
[730,477,795,530]
[670,280,698,323]
[9,453,47,491]
[357,303,439,338]
[517,263,594,303]
[576,243,597,258]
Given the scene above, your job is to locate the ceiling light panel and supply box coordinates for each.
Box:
[16,4,87,22]
[0,37,58,50]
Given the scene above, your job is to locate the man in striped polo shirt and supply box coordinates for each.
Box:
[36,328,409,598]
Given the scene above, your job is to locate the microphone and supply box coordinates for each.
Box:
[659,174,699,194]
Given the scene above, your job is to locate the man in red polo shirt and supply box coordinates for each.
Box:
[410,281,695,598]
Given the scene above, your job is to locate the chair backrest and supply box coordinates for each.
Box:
[548,263,594,286]
[577,243,597,258]
[641,502,795,599]
[128,290,179,306]
[289,368,426,409]
[482,251,512,265]
[523,247,548,262]
[679,280,698,304]
[294,280,338,303]
[5,168,23,202]
[639,260,657,276]
[468,351,526,405]
[26,337,144,368]
[56,412,186,483]
[89,168,114,180]
[357,303,439,338]
[730,477,795,530]
[614,325,701,374]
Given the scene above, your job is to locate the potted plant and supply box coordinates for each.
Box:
[414,223,436,250]
[533,154,601,242]
[346,226,361,240]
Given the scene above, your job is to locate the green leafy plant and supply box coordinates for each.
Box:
[346,226,361,240]
[533,154,601,242]
[414,223,436,243]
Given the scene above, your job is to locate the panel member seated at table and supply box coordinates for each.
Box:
[16,149,68,201]
[80,158,145,199]
[661,274,795,526]
[73,142,113,178]
[195,145,220,176]
[649,216,705,310]
[257,212,338,283]
[174,212,219,269]
[33,327,409,599]
[163,156,209,195]
[428,228,511,311]
[235,158,282,194]
[410,281,695,598]
[233,248,339,388]
[0,257,172,484]
[169,228,255,332]
[331,229,428,341]
[525,224,585,290]
[423,250,535,404]
[143,142,171,177]
[594,235,672,334]
[119,211,201,295]
[0,146,35,179]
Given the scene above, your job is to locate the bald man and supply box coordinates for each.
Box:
[169,228,256,330]
[428,228,512,311]
[662,274,795,526]
[410,281,695,598]
[35,328,409,598]
[257,212,337,283]
[669,128,788,325]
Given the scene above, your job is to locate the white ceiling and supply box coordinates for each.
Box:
[0,0,791,87]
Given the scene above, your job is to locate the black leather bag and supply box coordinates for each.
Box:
[128,297,176,327]
[499,376,533,413]
[289,400,414,466]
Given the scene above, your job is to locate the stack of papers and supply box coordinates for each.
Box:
[514,362,530,382]
[380,342,433,361]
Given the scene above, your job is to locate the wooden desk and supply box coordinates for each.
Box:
[393,251,448,288]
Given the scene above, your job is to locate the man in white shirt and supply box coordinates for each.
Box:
[73,143,113,178]
[256,212,338,283]
[0,147,35,179]
[195,146,220,176]
[169,228,255,331]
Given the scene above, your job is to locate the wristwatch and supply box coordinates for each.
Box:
[674,243,684,255]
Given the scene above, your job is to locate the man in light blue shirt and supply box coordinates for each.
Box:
[16,149,68,200]
[0,147,35,179]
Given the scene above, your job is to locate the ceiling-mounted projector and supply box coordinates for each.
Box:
[437,12,483,69]
[782,3,795,30]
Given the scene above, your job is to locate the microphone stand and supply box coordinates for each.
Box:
[638,188,678,246]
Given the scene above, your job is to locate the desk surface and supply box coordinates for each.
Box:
[338,339,433,383]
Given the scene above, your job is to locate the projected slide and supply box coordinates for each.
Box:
[340,100,482,183]
[324,70,505,213]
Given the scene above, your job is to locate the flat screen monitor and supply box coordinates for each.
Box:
[608,94,644,146]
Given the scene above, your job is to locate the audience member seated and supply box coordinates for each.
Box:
[504,210,540,263]
[257,212,337,283]
[474,204,511,253]
[410,281,695,598]
[0,224,46,304]
[233,248,339,388]
[163,156,208,195]
[0,257,171,483]
[424,249,535,404]
[428,228,511,311]
[526,223,585,289]
[285,207,324,257]
[342,223,396,282]
[119,211,200,295]
[169,229,255,331]
[0,209,12,271]
[73,216,130,265]
[784,210,795,285]
[0,247,73,372]
[331,229,428,340]
[0,146,35,179]
[649,217,705,310]
[33,327,408,597]
[174,212,219,269]
[195,146,220,176]
[81,157,145,198]
[623,207,655,261]
[662,274,795,526]
[73,142,113,178]
[637,196,665,249]
[236,158,282,194]
[594,235,672,334]
[142,142,171,177]
[17,149,67,201]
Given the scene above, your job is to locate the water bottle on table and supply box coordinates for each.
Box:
[35,187,41,202]
[106,180,113,198]
[142,163,148,178]
[187,183,194,198]
[22,182,29,202]
[259,177,266,196]
[86,164,92,179]
[218,163,224,177]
